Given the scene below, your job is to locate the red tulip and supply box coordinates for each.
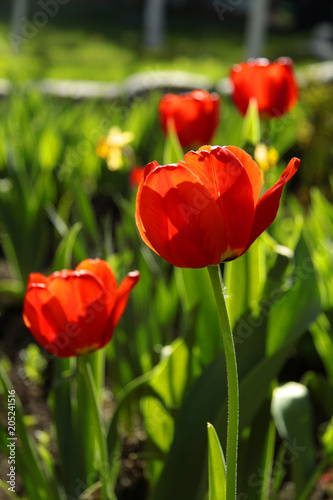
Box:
[23,259,140,357]
[135,146,300,268]
[230,57,298,118]
[159,90,220,149]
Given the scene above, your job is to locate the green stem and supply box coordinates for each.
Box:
[79,355,117,500]
[208,265,239,500]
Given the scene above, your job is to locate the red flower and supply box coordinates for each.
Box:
[159,90,220,149]
[23,259,140,357]
[130,166,145,187]
[230,57,298,118]
[135,146,299,268]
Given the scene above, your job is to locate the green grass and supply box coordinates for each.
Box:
[0,3,316,84]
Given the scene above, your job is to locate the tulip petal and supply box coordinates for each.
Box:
[225,146,262,203]
[268,60,299,117]
[230,59,298,118]
[76,258,118,312]
[23,284,77,357]
[48,271,110,354]
[27,272,51,287]
[106,271,140,340]
[136,161,162,254]
[183,147,256,257]
[159,91,220,148]
[244,157,300,252]
[137,164,226,267]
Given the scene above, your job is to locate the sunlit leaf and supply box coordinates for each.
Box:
[207,422,226,500]
[141,396,174,453]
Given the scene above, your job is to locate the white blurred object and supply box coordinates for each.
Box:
[309,22,333,60]
[245,0,270,59]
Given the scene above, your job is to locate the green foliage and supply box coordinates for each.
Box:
[207,422,226,500]
[20,344,47,385]
[0,360,63,500]
[242,98,261,146]
[271,382,317,496]
[0,73,333,500]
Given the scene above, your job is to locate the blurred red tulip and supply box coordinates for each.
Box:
[130,166,145,187]
[230,57,298,118]
[135,146,300,268]
[23,259,139,357]
[159,90,220,148]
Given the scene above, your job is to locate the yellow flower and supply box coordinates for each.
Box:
[96,126,134,171]
[254,143,279,173]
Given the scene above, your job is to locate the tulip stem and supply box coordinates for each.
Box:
[208,264,239,500]
[79,354,116,500]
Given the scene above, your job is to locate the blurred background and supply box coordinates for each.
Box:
[1,0,333,85]
[1,3,333,500]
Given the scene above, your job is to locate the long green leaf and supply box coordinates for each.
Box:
[310,313,333,382]
[207,422,226,500]
[266,235,321,355]
[141,396,174,453]
[224,237,266,329]
[76,188,100,246]
[237,398,276,500]
[163,122,183,165]
[175,267,223,364]
[52,221,83,270]
[241,98,260,145]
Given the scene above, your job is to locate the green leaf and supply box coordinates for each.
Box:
[163,122,183,165]
[48,357,83,497]
[149,338,194,409]
[52,221,83,270]
[21,344,47,384]
[237,399,276,500]
[76,188,100,246]
[310,313,333,382]
[321,416,333,456]
[266,235,321,355]
[0,279,24,299]
[241,98,260,145]
[0,480,23,499]
[214,100,244,148]
[175,267,222,364]
[303,370,333,420]
[303,188,333,310]
[141,396,174,453]
[106,371,153,455]
[271,382,317,495]
[224,237,266,328]
[207,422,226,500]
[38,128,62,172]
[267,110,299,156]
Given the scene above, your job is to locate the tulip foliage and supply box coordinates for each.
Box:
[0,59,333,500]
